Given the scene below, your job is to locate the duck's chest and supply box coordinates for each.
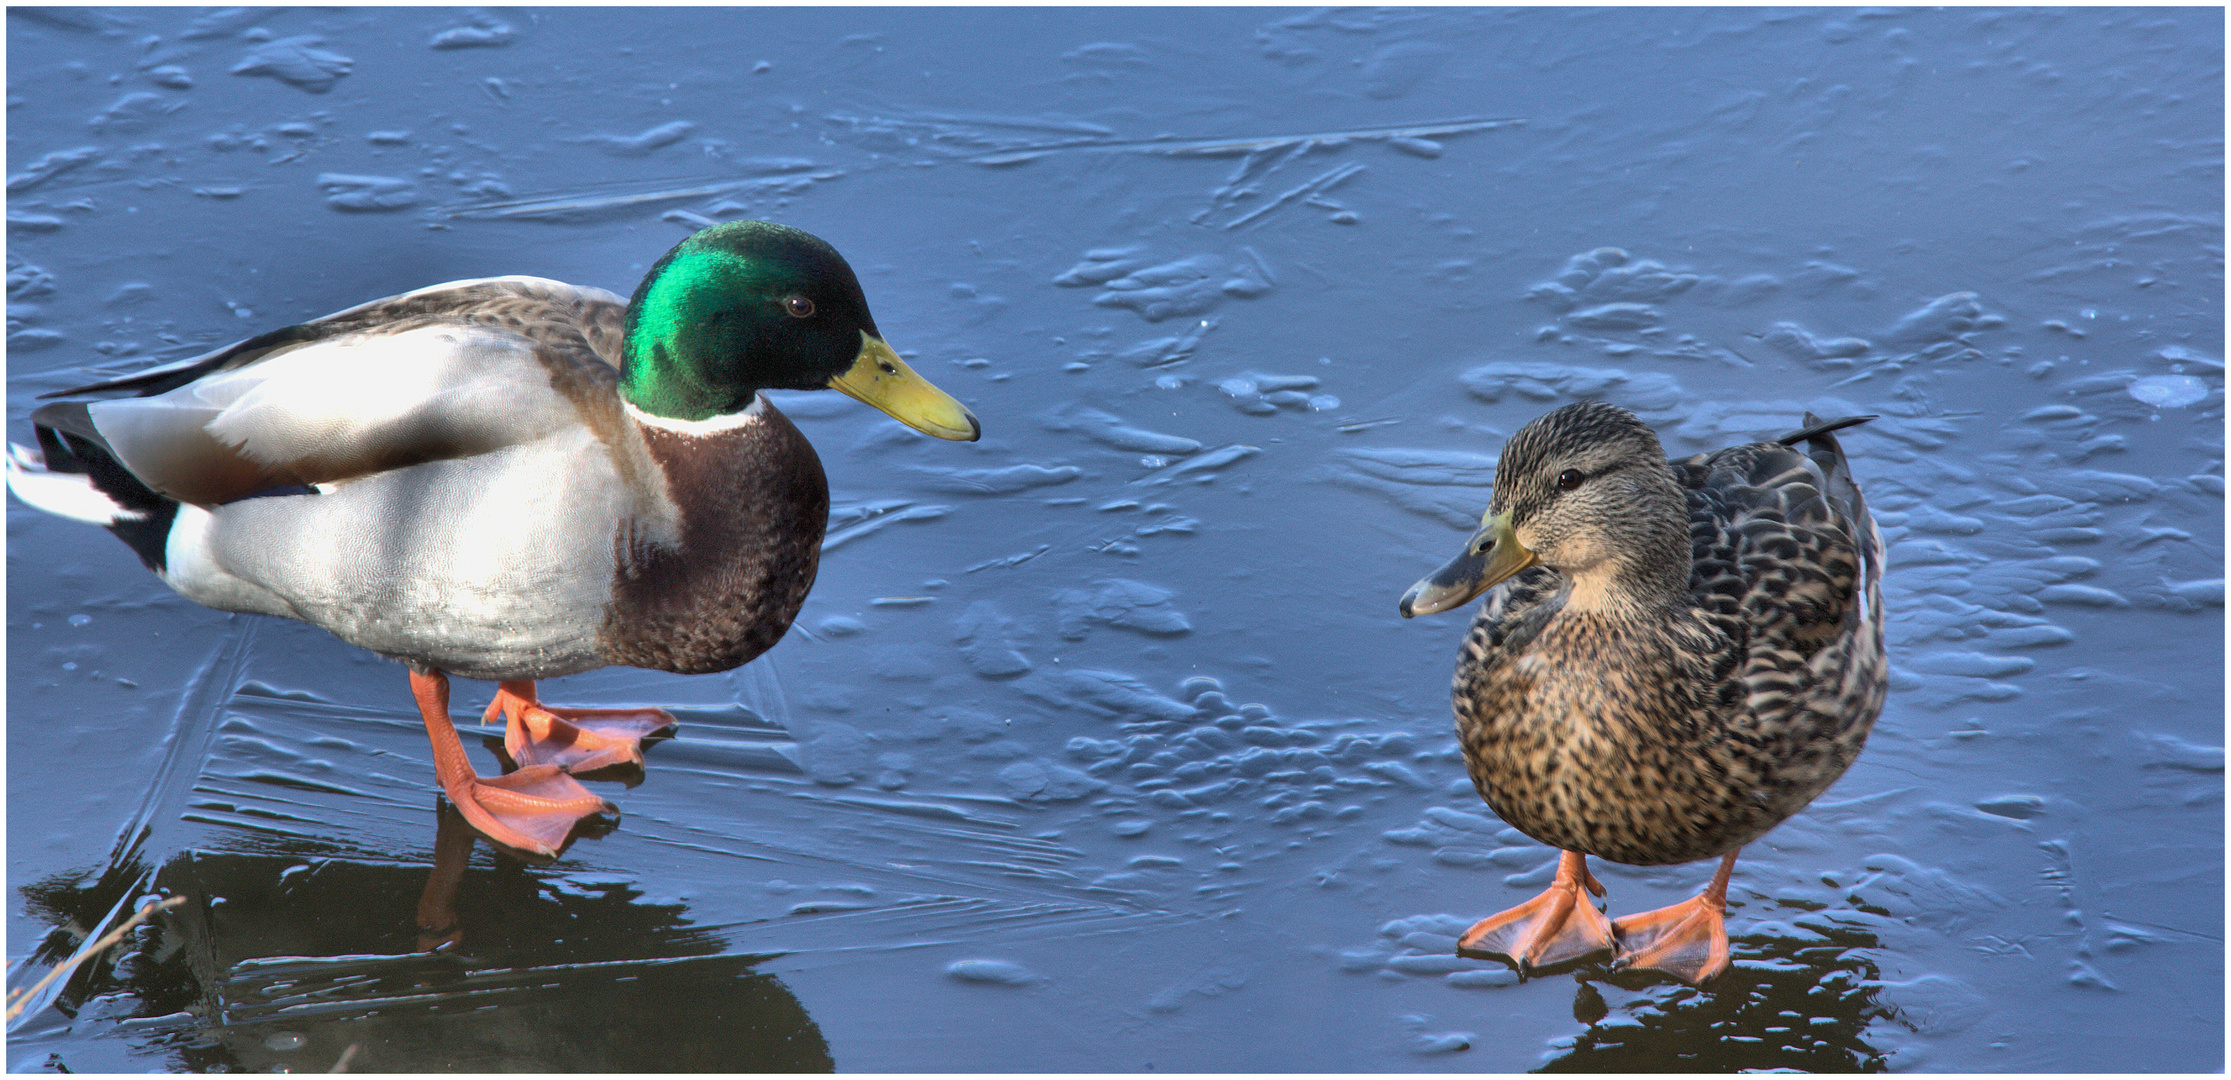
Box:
[597,406,829,675]
[1449,609,1754,862]
[1454,616,1712,772]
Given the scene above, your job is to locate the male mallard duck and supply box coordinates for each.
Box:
[8,220,980,857]
[1399,401,1885,984]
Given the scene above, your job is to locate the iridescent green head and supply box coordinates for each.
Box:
[620,220,978,440]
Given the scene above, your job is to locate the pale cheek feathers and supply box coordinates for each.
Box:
[1520,524,1630,611]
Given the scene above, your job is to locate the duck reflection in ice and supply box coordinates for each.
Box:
[13,808,831,1073]
[1540,919,1894,1072]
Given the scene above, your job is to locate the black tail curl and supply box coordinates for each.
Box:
[29,401,180,573]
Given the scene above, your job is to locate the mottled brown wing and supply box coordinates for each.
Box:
[1679,447,1857,641]
[1673,415,1884,788]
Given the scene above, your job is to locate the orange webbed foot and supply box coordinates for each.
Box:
[1609,851,1739,984]
[1458,850,1616,971]
[447,764,617,858]
[483,680,676,774]
[1610,895,1729,984]
[412,669,619,859]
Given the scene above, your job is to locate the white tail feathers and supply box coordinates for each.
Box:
[6,442,144,525]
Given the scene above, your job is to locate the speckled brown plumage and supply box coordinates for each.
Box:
[1449,401,1886,867]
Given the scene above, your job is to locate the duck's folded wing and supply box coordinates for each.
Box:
[34,277,629,508]
[1678,425,1873,649]
[48,327,613,508]
[1783,413,1881,608]
[42,277,624,397]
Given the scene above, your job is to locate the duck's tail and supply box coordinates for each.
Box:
[8,402,179,572]
[1778,413,1873,526]
[1781,412,1884,635]
[1777,412,1874,445]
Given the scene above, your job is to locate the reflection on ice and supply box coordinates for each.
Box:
[1542,921,1892,1072]
[7,4,2220,1071]
[12,808,829,1073]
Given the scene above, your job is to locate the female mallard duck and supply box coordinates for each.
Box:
[8,220,980,857]
[1399,400,1885,984]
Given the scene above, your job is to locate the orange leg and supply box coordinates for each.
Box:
[1458,850,1616,971]
[481,679,675,774]
[1610,850,1738,984]
[411,669,614,857]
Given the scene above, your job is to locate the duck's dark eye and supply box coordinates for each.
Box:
[783,295,815,318]
[1555,468,1585,491]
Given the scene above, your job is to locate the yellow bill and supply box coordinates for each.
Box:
[1399,508,1538,618]
[829,333,981,442]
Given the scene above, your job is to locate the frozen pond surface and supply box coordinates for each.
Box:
[7,7,2221,1072]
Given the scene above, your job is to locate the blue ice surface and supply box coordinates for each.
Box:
[6,6,2221,1073]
